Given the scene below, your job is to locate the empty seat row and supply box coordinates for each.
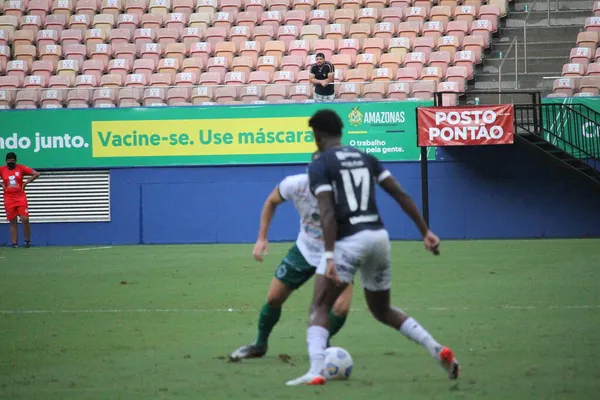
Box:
[0,0,509,19]
[0,23,493,57]
[0,77,467,109]
[550,76,600,97]
[0,14,496,46]
[1,35,484,69]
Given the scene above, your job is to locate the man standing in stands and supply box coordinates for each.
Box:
[310,53,335,103]
[1,152,40,248]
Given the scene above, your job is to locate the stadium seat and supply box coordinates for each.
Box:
[552,78,576,97]
[31,60,55,81]
[578,76,600,96]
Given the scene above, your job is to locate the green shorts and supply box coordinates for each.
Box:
[274,244,316,290]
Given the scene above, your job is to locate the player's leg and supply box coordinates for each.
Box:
[230,245,314,360]
[286,239,359,386]
[329,284,353,339]
[9,218,18,248]
[18,203,31,248]
[286,274,347,386]
[361,231,459,380]
[253,277,292,351]
[5,203,19,247]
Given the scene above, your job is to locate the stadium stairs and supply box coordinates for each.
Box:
[511,97,600,187]
[516,117,600,186]
[470,0,592,99]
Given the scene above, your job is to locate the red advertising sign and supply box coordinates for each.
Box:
[417,105,515,147]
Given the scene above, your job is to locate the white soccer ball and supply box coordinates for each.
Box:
[322,347,353,381]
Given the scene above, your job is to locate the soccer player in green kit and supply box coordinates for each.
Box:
[229,153,353,360]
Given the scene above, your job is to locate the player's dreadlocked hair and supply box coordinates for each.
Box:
[6,152,16,161]
[309,109,343,138]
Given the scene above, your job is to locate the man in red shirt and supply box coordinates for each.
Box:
[1,152,40,248]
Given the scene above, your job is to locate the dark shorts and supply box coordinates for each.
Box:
[274,244,316,290]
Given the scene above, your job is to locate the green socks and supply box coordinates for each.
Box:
[255,303,281,349]
[254,304,347,349]
[328,310,347,338]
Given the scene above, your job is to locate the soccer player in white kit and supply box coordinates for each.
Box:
[230,152,353,361]
[286,110,460,386]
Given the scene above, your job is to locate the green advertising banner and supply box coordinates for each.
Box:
[0,101,431,169]
[542,97,600,158]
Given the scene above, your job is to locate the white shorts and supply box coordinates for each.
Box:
[317,229,391,291]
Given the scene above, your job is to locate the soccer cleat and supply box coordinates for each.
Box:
[228,344,267,361]
[285,373,326,386]
[24,241,31,248]
[11,244,18,248]
[439,347,460,380]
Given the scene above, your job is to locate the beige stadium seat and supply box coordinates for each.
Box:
[578,76,600,96]
[150,72,174,86]
[552,78,575,97]
[134,59,157,78]
[75,74,99,88]
[199,71,222,85]
[363,82,386,100]
[224,71,247,86]
[45,14,67,34]
[387,81,411,100]
[37,29,59,47]
[143,87,167,106]
[101,0,124,16]
[100,73,124,87]
[6,60,28,86]
[82,59,104,82]
[31,60,55,81]
[309,9,331,29]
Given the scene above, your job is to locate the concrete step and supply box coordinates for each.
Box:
[489,41,575,59]
[495,26,582,42]
[512,1,595,12]
[474,72,555,90]
[482,56,567,74]
[506,10,591,28]
[459,91,542,106]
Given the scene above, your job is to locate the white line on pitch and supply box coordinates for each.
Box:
[1,305,599,315]
[72,246,113,251]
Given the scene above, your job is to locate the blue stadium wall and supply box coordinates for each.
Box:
[27,139,600,246]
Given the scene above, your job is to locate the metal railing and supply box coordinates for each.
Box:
[516,102,600,170]
[498,36,518,103]
[524,0,562,73]
[540,103,600,162]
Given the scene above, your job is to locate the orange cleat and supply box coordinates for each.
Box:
[286,373,326,386]
[439,347,460,380]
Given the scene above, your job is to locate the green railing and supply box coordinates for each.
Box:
[539,103,600,167]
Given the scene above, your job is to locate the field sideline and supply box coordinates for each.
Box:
[1,239,599,400]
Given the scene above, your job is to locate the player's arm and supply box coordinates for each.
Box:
[22,167,40,189]
[379,175,440,255]
[379,175,428,236]
[309,157,341,282]
[253,185,286,262]
[316,190,337,254]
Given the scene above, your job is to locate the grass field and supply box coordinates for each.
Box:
[1,239,599,400]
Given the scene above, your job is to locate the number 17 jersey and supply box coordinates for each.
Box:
[308,146,391,239]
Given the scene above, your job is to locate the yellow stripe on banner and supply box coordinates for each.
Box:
[348,131,368,135]
[91,117,316,157]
